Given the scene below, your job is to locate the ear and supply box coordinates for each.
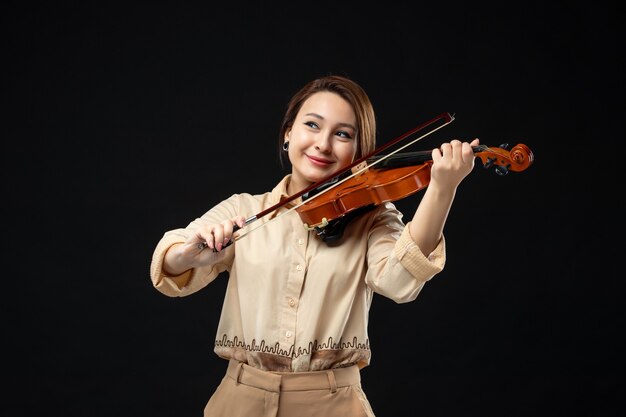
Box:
[284,128,292,142]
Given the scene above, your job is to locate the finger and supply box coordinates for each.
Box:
[221,221,235,247]
[439,142,452,158]
[206,224,224,249]
[207,232,218,250]
[461,141,475,161]
[234,216,246,229]
[431,146,442,163]
[232,216,245,238]
[446,140,463,162]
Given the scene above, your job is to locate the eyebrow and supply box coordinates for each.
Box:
[304,113,357,131]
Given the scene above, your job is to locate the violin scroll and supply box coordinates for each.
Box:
[475,143,534,176]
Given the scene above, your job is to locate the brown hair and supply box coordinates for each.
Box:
[278,75,376,167]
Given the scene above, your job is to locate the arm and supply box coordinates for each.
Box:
[409,138,479,255]
[150,193,246,296]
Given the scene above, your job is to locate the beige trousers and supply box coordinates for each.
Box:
[203,359,376,417]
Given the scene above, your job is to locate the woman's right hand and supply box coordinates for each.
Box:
[191,216,246,253]
[163,216,245,275]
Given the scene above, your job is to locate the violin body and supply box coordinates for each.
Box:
[298,162,432,230]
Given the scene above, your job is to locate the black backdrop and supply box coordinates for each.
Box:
[4,2,624,416]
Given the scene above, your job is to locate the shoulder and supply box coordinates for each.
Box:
[372,202,403,222]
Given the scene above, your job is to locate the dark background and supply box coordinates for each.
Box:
[4,2,623,416]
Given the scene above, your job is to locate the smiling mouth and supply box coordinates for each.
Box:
[306,154,333,166]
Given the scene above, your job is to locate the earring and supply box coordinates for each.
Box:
[282,141,289,151]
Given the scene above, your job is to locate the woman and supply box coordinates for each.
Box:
[150,75,479,416]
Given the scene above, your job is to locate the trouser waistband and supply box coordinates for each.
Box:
[225,359,361,393]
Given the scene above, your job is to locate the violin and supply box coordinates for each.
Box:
[296,142,534,243]
[200,113,534,250]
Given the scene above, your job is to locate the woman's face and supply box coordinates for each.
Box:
[285,91,357,194]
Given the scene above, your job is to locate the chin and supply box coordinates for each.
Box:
[295,164,337,185]
[306,170,332,183]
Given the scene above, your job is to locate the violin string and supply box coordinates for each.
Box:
[233,117,455,242]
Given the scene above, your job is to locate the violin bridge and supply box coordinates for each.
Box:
[351,161,369,176]
[303,218,329,231]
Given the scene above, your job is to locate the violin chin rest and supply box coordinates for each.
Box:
[316,204,376,246]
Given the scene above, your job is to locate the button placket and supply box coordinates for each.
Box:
[280,215,308,349]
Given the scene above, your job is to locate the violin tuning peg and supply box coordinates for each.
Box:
[495,164,509,176]
[499,143,509,150]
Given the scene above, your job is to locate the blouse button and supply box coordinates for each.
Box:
[286,331,292,338]
[296,264,302,271]
[298,238,304,245]
[288,298,296,307]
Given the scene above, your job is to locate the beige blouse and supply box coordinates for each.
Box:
[150,175,446,372]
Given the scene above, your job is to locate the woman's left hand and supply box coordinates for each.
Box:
[429,138,480,190]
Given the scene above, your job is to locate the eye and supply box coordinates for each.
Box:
[336,130,354,140]
[304,121,319,129]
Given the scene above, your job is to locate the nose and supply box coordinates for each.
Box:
[315,132,333,153]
